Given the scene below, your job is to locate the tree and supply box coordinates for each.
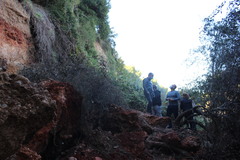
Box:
[198,0,240,108]
[194,1,240,159]
[79,0,111,40]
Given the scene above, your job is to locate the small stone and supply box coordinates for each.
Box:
[95,157,102,160]
[113,145,119,149]
[0,104,7,108]
[68,157,77,160]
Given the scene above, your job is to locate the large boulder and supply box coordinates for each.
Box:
[26,80,83,159]
[2,78,83,160]
[0,73,55,159]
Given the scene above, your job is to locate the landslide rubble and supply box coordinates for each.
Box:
[59,105,201,160]
[0,72,55,159]
[0,72,202,160]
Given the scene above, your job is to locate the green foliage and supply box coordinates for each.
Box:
[108,64,167,111]
[197,0,240,108]
[118,66,146,111]
[47,0,111,68]
[190,1,240,159]
[107,62,147,111]
[79,0,111,40]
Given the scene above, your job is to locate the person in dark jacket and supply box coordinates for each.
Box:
[180,93,196,130]
[152,85,162,117]
[143,73,154,114]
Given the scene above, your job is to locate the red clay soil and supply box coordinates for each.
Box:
[0,18,28,47]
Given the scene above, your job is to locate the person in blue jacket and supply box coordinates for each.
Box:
[143,73,154,114]
[166,84,180,128]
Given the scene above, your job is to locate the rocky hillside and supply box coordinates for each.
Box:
[0,73,202,160]
[0,0,203,160]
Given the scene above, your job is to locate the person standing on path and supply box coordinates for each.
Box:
[143,73,154,114]
[166,84,180,128]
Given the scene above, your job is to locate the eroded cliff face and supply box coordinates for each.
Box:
[0,0,33,73]
[0,0,110,74]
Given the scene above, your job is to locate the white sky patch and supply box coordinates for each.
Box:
[109,0,225,88]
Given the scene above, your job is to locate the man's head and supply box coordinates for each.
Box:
[170,84,177,90]
[148,72,154,79]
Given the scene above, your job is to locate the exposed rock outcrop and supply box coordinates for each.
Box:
[5,79,83,160]
[0,0,33,73]
[10,80,82,160]
[0,73,55,159]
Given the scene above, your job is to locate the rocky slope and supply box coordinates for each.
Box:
[0,73,201,160]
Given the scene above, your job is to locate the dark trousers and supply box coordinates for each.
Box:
[144,91,152,114]
[166,104,179,128]
[184,110,196,130]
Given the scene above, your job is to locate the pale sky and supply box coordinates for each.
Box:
[109,0,225,88]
